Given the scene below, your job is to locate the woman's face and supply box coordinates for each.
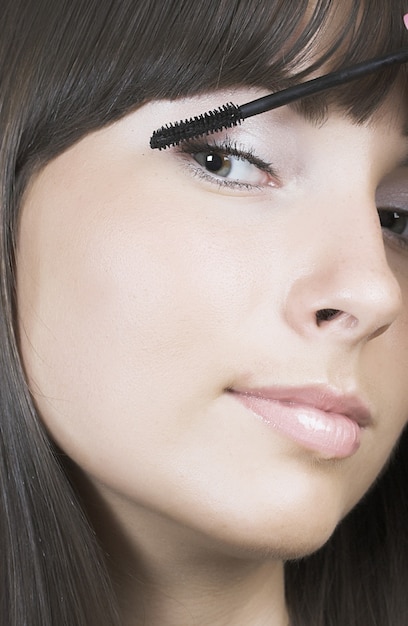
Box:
[17,87,408,558]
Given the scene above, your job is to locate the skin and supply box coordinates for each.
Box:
[17,88,408,625]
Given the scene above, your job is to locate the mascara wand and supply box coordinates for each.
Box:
[150,49,408,150]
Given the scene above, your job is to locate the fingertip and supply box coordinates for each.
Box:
[404,13,408,30]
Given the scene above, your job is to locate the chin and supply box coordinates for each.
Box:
[206,471,357,560]
[186,490,345,562]
[200,517,339,563]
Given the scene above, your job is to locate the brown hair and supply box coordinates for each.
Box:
[1,1,407,624]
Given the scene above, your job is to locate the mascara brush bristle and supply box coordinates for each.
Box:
[149,103,243,149]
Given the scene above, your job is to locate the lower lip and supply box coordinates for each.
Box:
[232,392,361,459]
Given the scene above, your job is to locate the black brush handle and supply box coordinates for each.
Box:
[240,49,408,119]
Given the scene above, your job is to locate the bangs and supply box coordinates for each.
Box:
[143,0,408,121]
[7,0,408,174]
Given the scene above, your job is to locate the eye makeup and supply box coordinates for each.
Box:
[176,136,279,191]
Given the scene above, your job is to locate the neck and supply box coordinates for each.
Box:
[106,508,288,626]
[74,469,290,626]
[113,537,288,626]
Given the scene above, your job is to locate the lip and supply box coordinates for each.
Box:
[228,385,372,459]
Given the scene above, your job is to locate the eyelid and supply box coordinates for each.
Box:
[377,193,408,212]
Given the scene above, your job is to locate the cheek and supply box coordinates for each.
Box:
[16,165,263,478]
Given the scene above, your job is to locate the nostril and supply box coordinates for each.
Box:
[316,308,342,325]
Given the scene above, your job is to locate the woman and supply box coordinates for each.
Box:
[1,0,408,624]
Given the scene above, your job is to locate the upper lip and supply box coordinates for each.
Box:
[229,384,372,427]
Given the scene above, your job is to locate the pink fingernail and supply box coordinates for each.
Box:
[404,13,408,29]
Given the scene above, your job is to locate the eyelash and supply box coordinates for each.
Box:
[175,137,277,191]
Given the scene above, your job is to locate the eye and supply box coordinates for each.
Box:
[193,150,269,186]
[194,151,233,177]
[176,138,277,190]
[378,209,408,235]
[378,208,408,250]
[376,169,408,250]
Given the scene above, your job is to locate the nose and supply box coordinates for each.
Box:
[283,193,402,344]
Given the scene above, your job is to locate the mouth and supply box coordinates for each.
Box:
[228,385,372,460]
